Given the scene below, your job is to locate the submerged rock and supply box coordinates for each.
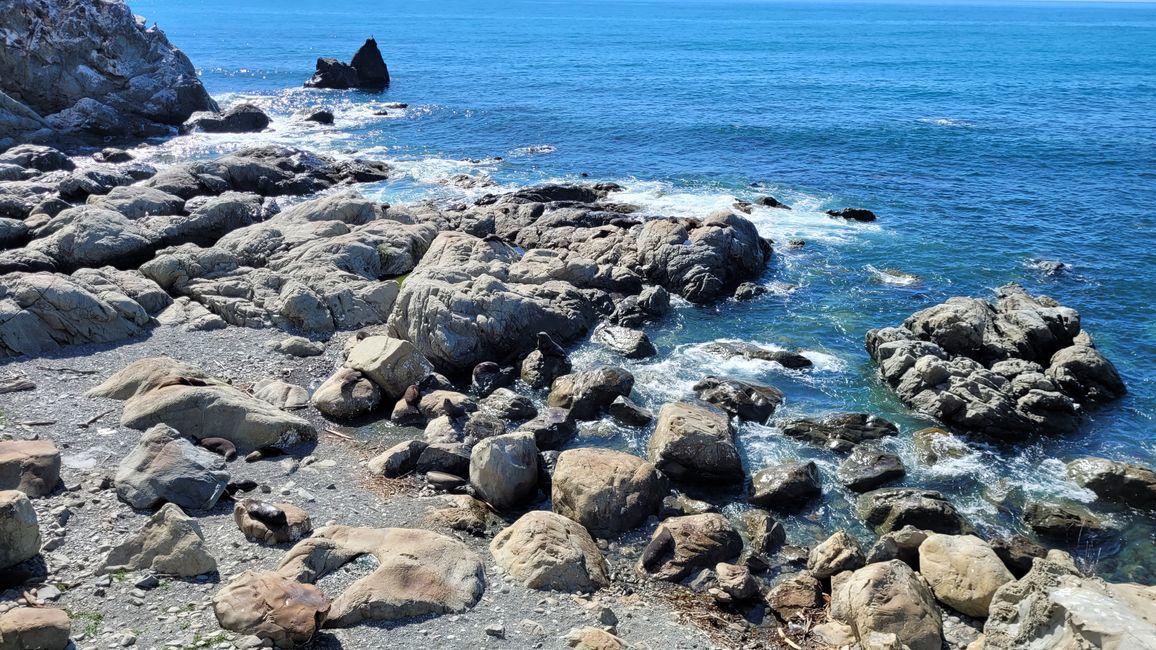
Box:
[780,413,898,453]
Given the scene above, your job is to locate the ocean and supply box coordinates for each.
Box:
[130,0,1156,580]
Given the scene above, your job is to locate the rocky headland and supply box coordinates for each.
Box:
[1,3,1154,650]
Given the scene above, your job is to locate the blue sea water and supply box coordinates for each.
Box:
[132,0,1156,579]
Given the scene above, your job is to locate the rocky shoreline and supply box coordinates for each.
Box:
[2,2,1155,650]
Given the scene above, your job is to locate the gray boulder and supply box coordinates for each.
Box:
[387,232,597,374]
[0,440,61,497]
[552,448,666,538]
[312,368,383,420]
[0,490,40,570]
[647,401,742,484]
[114,424,229,510]
[99,503,217,576]
[489,510,608,592]
[750,460,821,512]
[592,324,657,359]
[693,375,784,423]
[858,488,969,534]
[838,446,906,492]
[831,560,943,650]
[547,367,634,420]
[469,433,539,510]
[183,103,270,133]
[0,0,216,142]
[867,284,1125,438]
[639,513,742,581]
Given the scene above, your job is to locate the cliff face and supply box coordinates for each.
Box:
[0,0,217,147]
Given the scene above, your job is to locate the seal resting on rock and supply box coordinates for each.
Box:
[198,437,237,461]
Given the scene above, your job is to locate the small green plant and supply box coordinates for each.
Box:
[69,611,104,637]
[110,568,130,582]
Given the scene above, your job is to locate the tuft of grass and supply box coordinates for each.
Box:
[69,610,104,637]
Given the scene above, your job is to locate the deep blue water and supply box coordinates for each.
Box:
[132,0,1156,580]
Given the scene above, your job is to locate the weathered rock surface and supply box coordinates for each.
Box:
[0,607,71,650]
[100,503,217,576]
[919,534,1014,618]
[779,413,898,453]
[831,560,944,650]
[1067,456,1156,510]
[866,284,1125,438]
[213,571,330,648]
[750,460,821,512]
[767,572,823,621]
[253,378,309,410]
[1023,502,1107,541]
[0,0,216,144]
[312,367,383,419]
[859,488,969,534]
[648,400,742,484]
[368,440,428,478]
[807,529,865,579]
[469,433,539,510]
[692,375,784,423]
[0,271,163,357]
[490,510,609,592]
[0,440,60,497]
[639,513,742,581]
[838,446,906,492]
[552,448,665,538]
[592,324,656,359]
[520,332,571,389]
[183,103,270,133]
[388,232,596,374]
[276,525,485,626]
[114,424,229,510]
[547,367,635,420]
[345,335,433,401]
[985,555,1156,649]
[0,490,39,570]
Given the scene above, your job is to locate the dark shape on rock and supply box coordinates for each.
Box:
[198,437,238,461]
[608,396,653,427]
[755,196,791,209]
[414,443,471,477]
[471,361,515,397]
[990,535,1046,579]
[537,332,567,358]
[1023,502,1107,542]
[95,147,133,163]
[733,282,767,301]
[750,461,821,513]
[837,446,906,492]
[244,446,287,463]
[305,38,390,90]
[182,103,270,133]
[641,527,675,572]
[858,488,968,534]
[693,375,784,424]
[780,413,898,453]
[826,207,877,222]
[225,480,258,496]
[243,499,288,528]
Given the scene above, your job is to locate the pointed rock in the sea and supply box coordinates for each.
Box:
[305,38,390,90]
[826,207,877,222]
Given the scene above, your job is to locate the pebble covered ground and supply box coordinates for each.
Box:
[0,324,787,650]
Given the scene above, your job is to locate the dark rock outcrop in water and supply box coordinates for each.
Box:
[305,38,391,90]
[867,284,1126,439]
[0,0,217,148]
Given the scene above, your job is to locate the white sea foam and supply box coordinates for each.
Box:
[866,264,921,286]
[509,144,557,156]
[918,117,976,128]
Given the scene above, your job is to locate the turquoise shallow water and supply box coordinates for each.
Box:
[131,0,1156,580]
